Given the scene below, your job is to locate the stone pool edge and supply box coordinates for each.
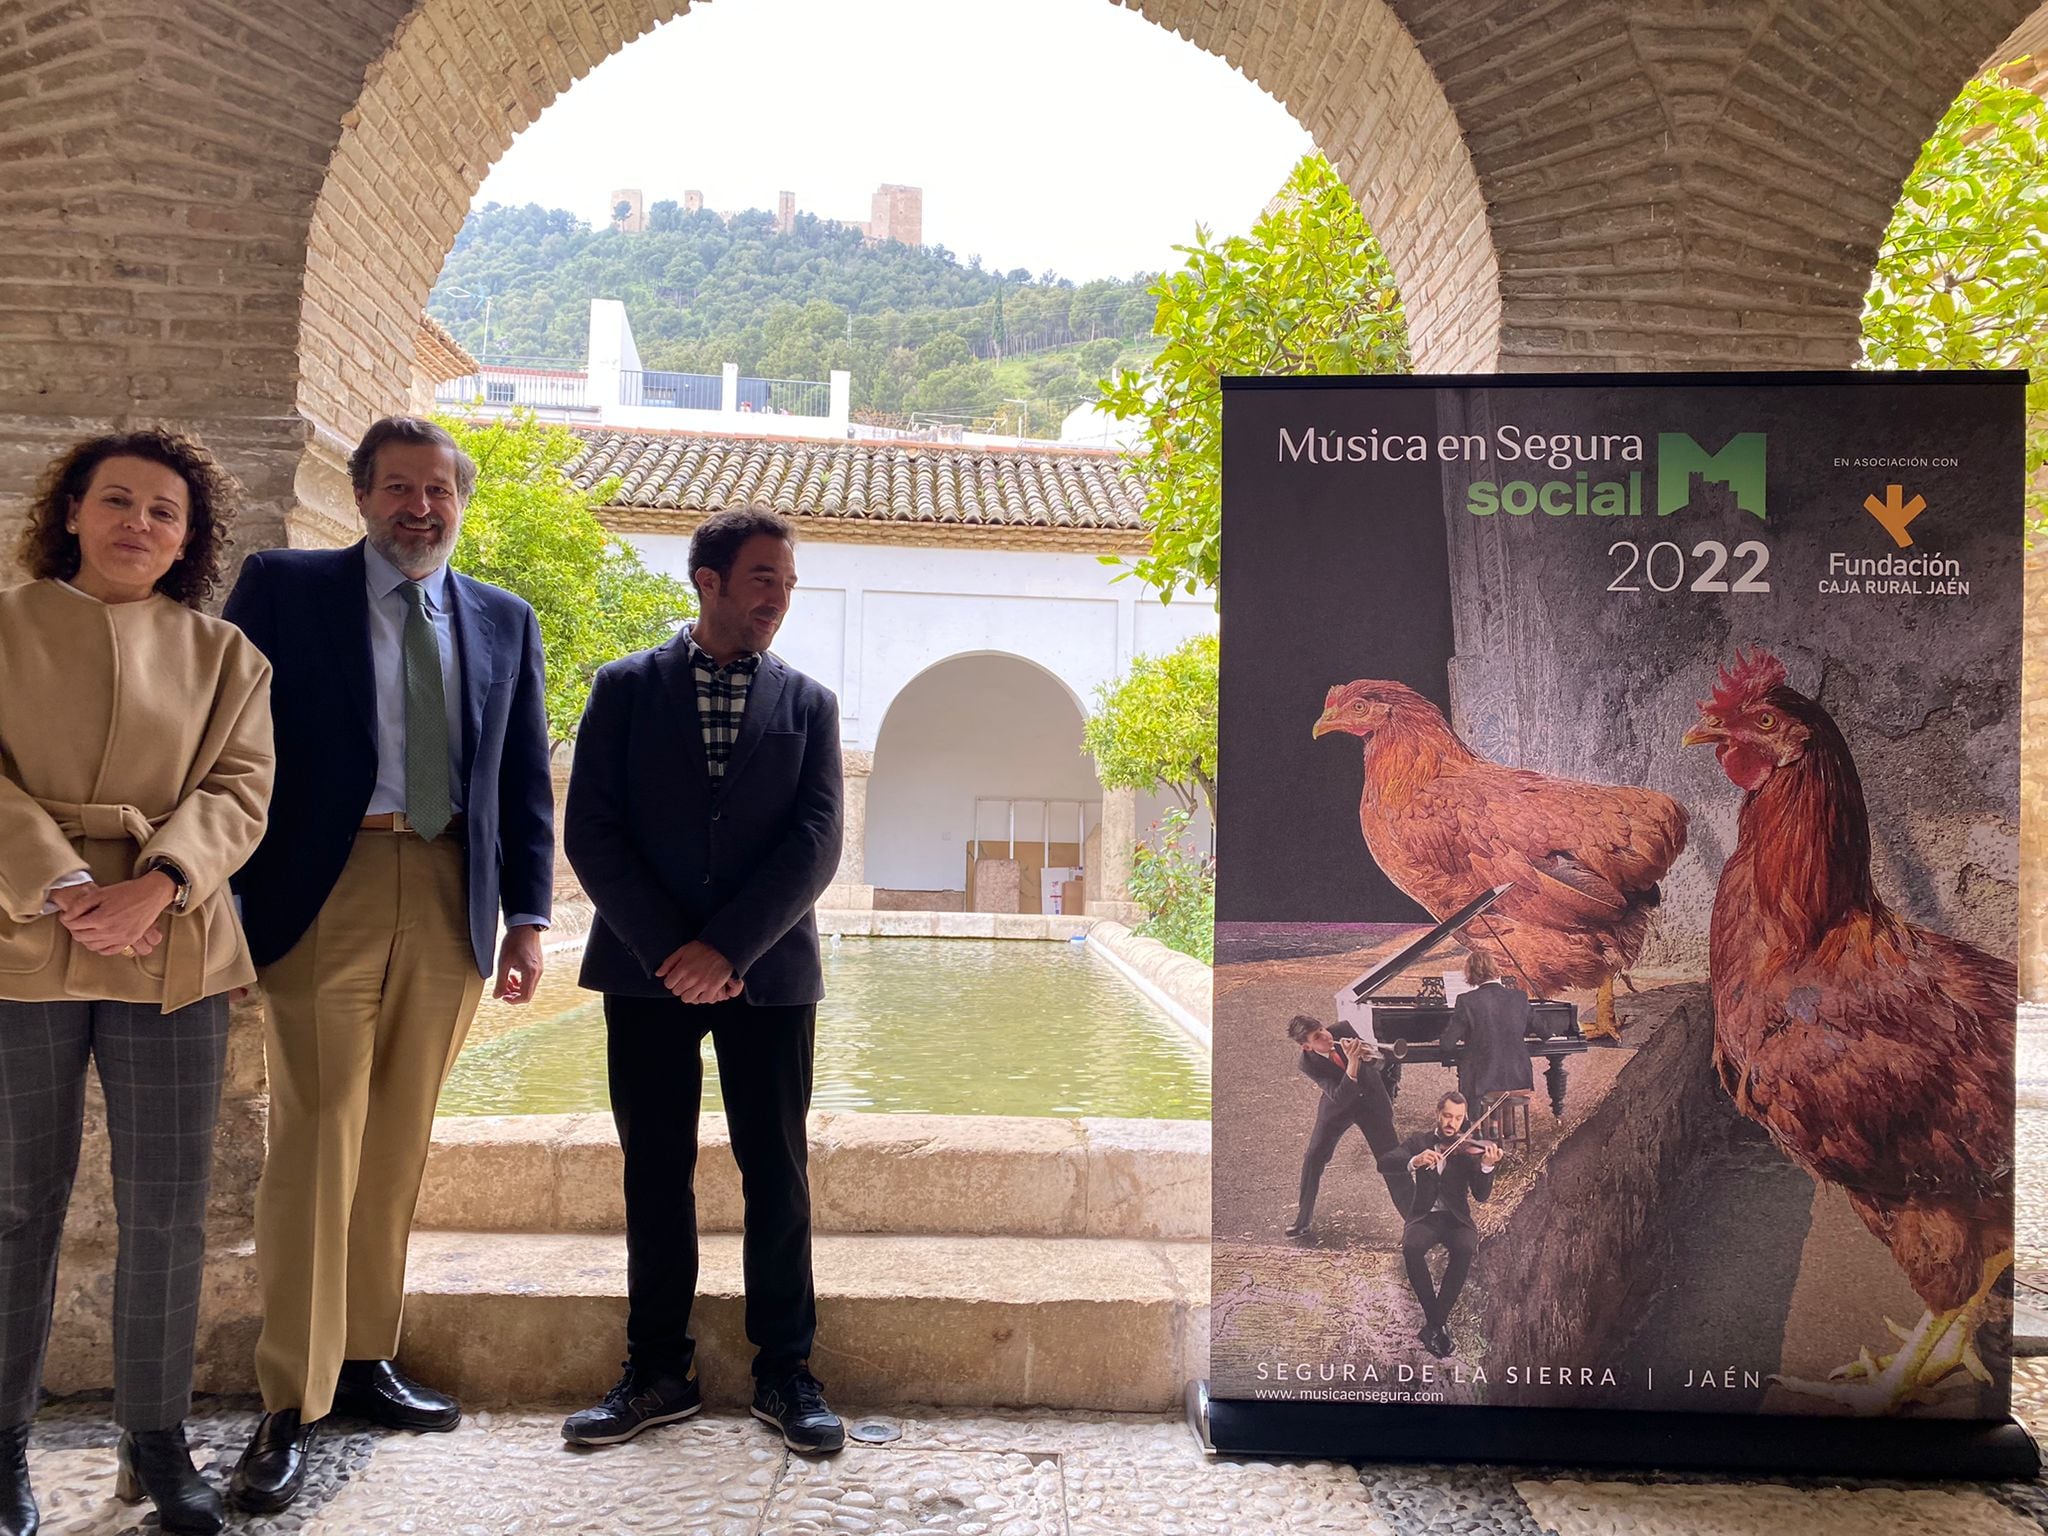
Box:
[1085,920,1213,1050]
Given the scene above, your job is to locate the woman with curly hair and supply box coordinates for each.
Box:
[0,429,274,1536]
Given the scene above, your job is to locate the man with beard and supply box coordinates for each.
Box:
[222,416,554,1512]
[1380,1091,1500,1360]
[560,507,847,1455]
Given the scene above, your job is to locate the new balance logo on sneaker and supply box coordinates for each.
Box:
[750,1368,845,1454]
[561,1366,702,1446]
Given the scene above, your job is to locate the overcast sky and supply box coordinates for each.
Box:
[471,0,1316,280]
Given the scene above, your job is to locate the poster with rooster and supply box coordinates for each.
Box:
[1209,373,2025,1426]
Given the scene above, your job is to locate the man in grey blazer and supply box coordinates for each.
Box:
[560,507,845,1455]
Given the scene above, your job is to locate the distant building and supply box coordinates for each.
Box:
[864,183,922,247]
[776,189,796,235]
[608,188,646,233]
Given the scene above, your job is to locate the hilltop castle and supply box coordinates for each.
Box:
[608,183,922,246]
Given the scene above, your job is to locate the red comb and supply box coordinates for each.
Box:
[1702,648,1787,716]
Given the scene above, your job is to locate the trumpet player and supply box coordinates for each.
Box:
[1283,1014,1413,1239]
[1380,1091,1500,1359]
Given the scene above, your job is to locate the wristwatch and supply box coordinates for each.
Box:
[146,857,192,914]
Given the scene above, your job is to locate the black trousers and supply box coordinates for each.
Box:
[1296,1080,1411,1224]
[605,992,817,1382]
[1401,1213,1479,1330]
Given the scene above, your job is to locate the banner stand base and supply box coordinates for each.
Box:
[1189,1382,2040,1481]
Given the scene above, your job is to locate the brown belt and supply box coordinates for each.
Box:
[360,811,466,837]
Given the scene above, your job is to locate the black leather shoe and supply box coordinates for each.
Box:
[116,1425,224,1535]
[751,1368,845,1455]
[1284,1214,1313,1238]
[333,1359,461,1432]
[562,1364,702,1446]
[229,1410,317,1515]
[0,1423,36,1536]
[1426,1325,1456,1360]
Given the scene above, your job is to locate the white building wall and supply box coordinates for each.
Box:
[619,536,1218,756]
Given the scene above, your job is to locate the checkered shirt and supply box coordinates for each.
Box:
[683,625,761,780]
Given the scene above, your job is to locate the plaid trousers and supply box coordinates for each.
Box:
[0,995,229,1430]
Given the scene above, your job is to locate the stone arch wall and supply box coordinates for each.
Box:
[1396,0,2042,370]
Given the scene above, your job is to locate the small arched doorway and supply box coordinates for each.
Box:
[865,652,1099,913]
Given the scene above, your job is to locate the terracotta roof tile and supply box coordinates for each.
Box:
[564,429,1147,535]
[415,313,478,385]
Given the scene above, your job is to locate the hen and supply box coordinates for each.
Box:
[1683,649,2015,1412]
[1313,680,1687,1039]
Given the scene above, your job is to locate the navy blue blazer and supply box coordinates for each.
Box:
[223,542,555,975]
[565,637,842,1006]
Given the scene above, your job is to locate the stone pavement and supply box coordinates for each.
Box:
[18,1356,2048,1536]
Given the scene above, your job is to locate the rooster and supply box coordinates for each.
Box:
[1683,649,2015,1412]
[1313,680,1687,1039]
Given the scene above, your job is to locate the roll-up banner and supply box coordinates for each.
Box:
[1204,373,2038,1477]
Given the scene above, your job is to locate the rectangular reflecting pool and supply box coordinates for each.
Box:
[437,936,1211,1119]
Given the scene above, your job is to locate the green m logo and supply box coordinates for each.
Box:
[1656,433,1767,520]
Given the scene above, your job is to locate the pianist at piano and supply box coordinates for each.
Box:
[1447,949,1536,1105]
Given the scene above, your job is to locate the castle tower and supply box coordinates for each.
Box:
[776,189,796,235]
[683,189,703,214]
[868,183,922,247]
[609,188,645,233]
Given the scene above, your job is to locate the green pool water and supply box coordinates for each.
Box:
[437,936,1211,1119]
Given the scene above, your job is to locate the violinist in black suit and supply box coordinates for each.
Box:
[1283,1014,1412,1239]
[1379,1090,1500,1359]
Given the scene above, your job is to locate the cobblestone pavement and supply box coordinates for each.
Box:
[16,1359,2048,1536]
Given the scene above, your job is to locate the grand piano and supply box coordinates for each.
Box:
[1332,884,1586,1119]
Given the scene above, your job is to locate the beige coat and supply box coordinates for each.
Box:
[0,579,274,1010]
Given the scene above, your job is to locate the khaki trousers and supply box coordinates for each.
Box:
[252,830,484,1419]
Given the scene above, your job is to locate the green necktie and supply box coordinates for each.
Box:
[401,581,453,841]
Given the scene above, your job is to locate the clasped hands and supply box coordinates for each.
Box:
[47,872,175,957]
[657,939,742,1004]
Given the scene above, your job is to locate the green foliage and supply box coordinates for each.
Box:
[1082,634,1218,818]
[1096,153,1411,598]
[1861,63,2048,539]
[440,412,695,745]
[430,201,1161,437]
[1128,807,1214,964]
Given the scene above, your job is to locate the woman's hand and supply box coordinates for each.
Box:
[56,872,173,957]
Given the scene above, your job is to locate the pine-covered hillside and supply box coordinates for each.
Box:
[428,201,1162,435]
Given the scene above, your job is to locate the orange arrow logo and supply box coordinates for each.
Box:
[1863,484,1925,548]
